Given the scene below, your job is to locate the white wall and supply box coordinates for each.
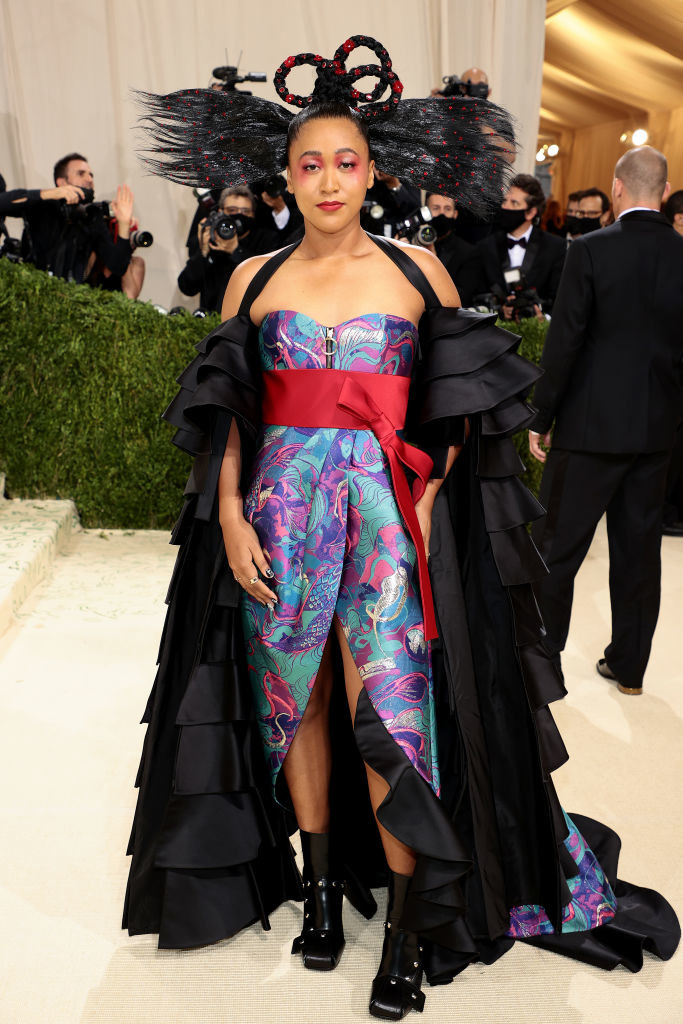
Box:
[0,0,544,306]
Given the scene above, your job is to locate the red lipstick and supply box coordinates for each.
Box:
[317,201,344,210]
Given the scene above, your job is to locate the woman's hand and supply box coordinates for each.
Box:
[414,494,434,558]
[221,513,278,607]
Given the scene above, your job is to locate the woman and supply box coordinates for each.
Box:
[124,37,679,1022]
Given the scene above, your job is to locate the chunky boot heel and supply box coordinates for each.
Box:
[369,872,425,1020]
[291,831,345,971]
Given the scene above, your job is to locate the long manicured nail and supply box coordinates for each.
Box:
[267,601,275,610]
[264,568,274,578]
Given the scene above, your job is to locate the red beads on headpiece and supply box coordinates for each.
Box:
[272,34,403,120]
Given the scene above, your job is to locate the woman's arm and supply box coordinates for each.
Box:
[217,257,279,606]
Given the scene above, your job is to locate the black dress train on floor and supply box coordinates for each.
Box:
[123,236,679,982]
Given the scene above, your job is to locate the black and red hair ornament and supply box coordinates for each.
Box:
[136,34,515,215]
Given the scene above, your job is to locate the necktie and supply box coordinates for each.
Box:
[507,236,527,249]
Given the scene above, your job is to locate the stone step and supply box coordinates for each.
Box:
[0,498,80,637]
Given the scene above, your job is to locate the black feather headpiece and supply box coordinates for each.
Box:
[137,34,515,215]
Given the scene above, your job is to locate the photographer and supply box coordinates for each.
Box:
[0,153,133,283]
[254,175,304,242]
[359,169,421,235]
[178,186,276,312]
[477,173,566,317]
[423,192,484,305]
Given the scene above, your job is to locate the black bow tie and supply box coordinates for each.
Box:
[507,236,527,249]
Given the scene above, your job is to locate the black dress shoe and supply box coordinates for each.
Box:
[369,872,425,1021]
[291,831,345,971]
[596,658,618,681]
[596,659,643,694]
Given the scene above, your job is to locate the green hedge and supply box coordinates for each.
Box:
[0,260,547,528]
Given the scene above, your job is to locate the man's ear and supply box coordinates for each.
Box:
[452,207,459,220]
[662,181,672,203]
[55,176,67,187]
[526,205,538,223]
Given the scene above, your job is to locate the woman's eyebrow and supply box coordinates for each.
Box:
[298,148,359,157]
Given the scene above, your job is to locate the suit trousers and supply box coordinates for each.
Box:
[531,448,671,688]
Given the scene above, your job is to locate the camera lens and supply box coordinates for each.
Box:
[416,224,437,245]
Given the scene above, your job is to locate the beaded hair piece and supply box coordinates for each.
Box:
[137,34,515,215]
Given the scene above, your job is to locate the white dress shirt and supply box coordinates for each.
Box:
[272,205,291,230]
[618,206,659,219]
[507,223,533,268]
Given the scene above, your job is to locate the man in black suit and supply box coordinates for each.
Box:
[528,146,683,695]
[477,174,567,313]
[424,192,484,305]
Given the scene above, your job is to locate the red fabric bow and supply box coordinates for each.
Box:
[262,368,438,641]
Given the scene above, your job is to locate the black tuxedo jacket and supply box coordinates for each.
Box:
[435,232,485,306]
[477,224,567,308]
[532,211,683,452]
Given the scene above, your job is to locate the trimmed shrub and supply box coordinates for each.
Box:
[0,260,548,528]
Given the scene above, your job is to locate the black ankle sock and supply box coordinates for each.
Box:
[300,830,331,879]
[387,871,412,929]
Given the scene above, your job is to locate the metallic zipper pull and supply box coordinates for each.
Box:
[324,326,336,368]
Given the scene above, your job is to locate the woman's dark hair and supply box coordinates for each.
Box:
[286,102,372,164]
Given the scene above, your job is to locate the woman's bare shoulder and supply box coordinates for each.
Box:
[385,237,460,309]
[220,246,291,322]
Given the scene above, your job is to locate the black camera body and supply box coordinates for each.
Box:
[475,272,540,321]
[261,174,287,199]
[394,207,436,245]
[204,208,248,244]
[212,64,267,95]
[440,75,490,100]
[0,222,22,263]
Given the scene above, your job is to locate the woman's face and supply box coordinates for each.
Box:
[286,117,374,233]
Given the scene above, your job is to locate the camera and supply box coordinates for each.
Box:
[203,208,248,244]
[212,64,267,95]
[129,229,153,249]
[474,271,540,321]
[192,187,217,213]
[439,75,490,100]
[394,207,436,245]
[0,222,22,262]
[260,174,287,199]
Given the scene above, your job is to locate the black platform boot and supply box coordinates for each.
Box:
[369,872,425,1020]
[291,831,345,971]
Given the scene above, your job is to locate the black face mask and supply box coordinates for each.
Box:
[429,213,453,239]
[495,207,528,232]
[576,215,603,234]
[564,215,582,235]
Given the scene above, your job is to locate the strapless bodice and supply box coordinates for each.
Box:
[258,309,418,376]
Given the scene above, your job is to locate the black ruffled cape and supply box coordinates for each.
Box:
[123,236,679,980]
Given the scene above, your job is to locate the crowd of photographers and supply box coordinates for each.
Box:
[1,63,682,328]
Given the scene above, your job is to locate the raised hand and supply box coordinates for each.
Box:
[112,184,134,226]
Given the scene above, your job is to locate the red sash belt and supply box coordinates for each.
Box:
[262,368,437,641]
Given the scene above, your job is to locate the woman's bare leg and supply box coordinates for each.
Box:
[332,618,417,877]
[281,635,334,833]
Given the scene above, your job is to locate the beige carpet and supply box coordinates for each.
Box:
[0,522,681,1024]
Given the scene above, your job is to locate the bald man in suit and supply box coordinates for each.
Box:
[528,147,683,695]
